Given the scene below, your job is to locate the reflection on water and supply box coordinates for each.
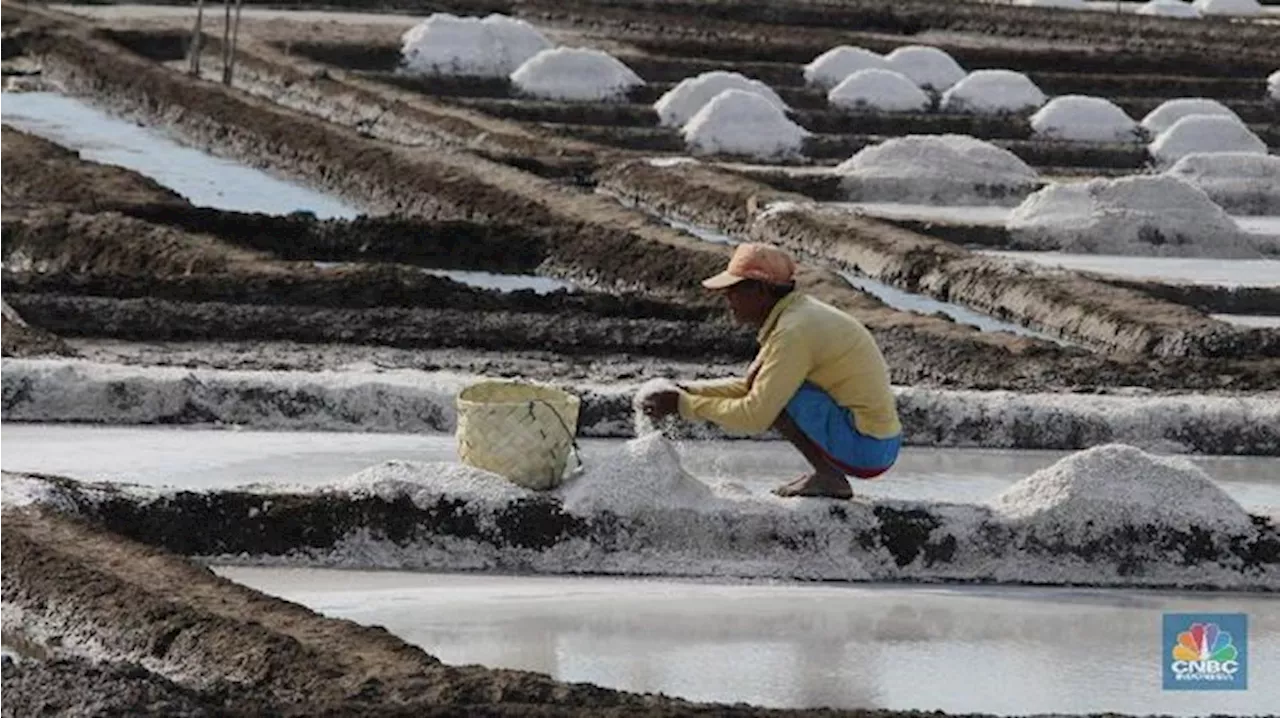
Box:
[218,568,1280,715]
[1,91,360,218]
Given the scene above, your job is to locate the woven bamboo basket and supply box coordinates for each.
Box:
[455,380,582,490]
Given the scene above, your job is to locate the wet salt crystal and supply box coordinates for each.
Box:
[334,459,532,508]
[1007,175,1261,257]
[991,444,1254,539]
[632,378,681,436]
[558,433,713,514]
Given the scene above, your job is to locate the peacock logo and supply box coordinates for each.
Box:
[1172,622,1237,663]
[1164,614,1248,691]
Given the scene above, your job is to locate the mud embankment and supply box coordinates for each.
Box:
[9,468,1279,589]
[1102,278,1280,318]
[598,159,1280,362]
[0,506,698,717]
[1,301,73,358]
[0,126,184,214]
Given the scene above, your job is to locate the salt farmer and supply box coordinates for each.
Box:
[643,242,902,499]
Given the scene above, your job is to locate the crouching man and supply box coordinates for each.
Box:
[643,243,902,499]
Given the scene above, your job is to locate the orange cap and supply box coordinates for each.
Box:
[701,243,796,290]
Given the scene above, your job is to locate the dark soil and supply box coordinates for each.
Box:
[4,293,756,360]
[1,126,185,211]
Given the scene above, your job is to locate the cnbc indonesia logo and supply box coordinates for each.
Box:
[1164,614,1248,691]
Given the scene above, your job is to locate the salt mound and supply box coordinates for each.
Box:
[883,45,966,92]
[1029,96,1140,142]
[1007,175,1261,257]
[804,46,889,90]
[1166,152,1280,215]
[1149,115,1267,168]
[1014,0,1086,8]
[338,460,532,507]
[654,71,787,127]
[1268,70,1280,101]
[835,134,1040,205]
[681,90,810,159]
[940,70,1047,114]
[510,48,644,102]
[559,433,714,515]
[401,13,550,77]
[1193,0,1264,15]
[828,69,930,113]
[1136,0,1202,17]
[992,444,1253,541]
[1140,98,1241,135]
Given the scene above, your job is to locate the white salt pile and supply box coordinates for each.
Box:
[559,432,714,515]
[337,459,533,508]
[835,134,1040,205]
[1029,96,1140,142]
[1192,0,1264,15]
[1149,115,1267,168]
[681,90,810,159]
[1268,70,1280,101]
[1140,98,1241,135]
[1006,175,1261,257]
[510,48,644,101]
[828,69,931,113]
[883,45,966,92]
[940,70,1046,115]
[654,71,787,127]
[1014,0,1086,8]
[1166,152,1280,215]
[400,13,550,77]
[1136,0,1202,17]
[803,46,889,90]
[991,444,1253,542]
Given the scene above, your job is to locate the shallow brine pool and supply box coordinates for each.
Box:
[218,568,1280,716]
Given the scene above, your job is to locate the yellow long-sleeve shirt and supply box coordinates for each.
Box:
[678,292,901,438]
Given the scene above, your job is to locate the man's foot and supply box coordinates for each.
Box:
[771,473,853,499]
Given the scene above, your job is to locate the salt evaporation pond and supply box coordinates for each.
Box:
[218,567,1280,716]
[3,424,1277,507]
[0,91,360,218]
[312,262,576,294]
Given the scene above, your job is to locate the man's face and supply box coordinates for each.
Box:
[721,281,766,326]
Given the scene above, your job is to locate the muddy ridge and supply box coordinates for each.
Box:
[598,159,1280,362]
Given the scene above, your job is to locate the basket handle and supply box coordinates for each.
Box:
[527,398,585,478]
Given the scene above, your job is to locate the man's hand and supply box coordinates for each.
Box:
[642,390,681,420]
